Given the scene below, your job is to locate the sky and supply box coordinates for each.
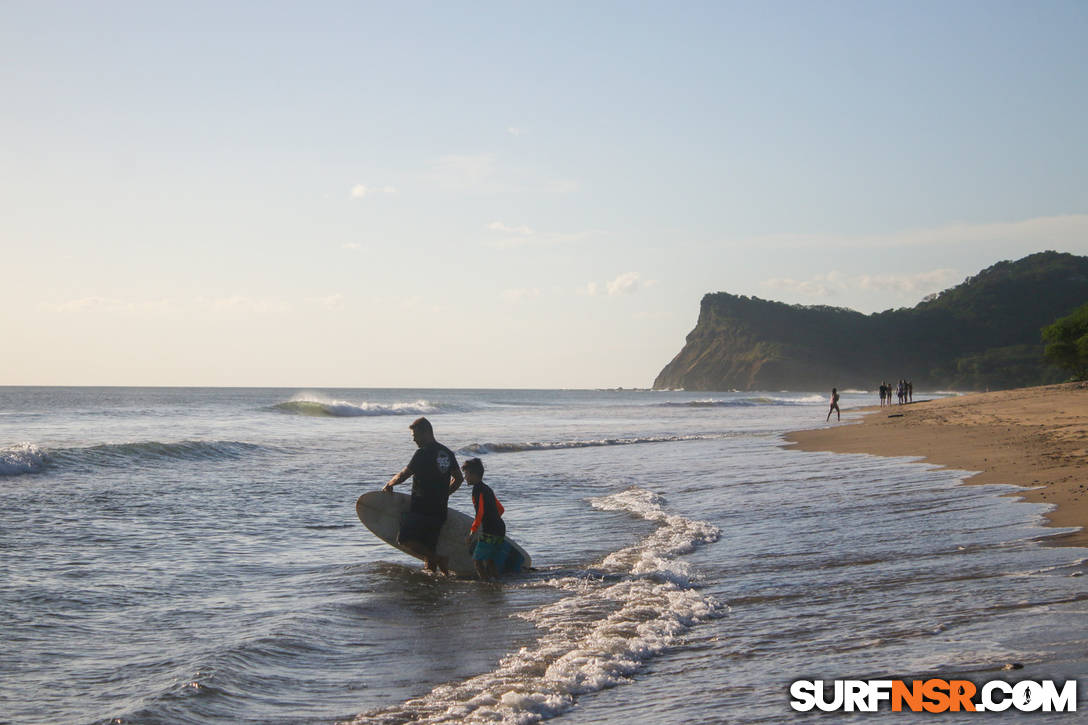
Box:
[3,0,1087,388]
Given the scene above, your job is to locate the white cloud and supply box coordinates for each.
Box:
[310,294,345,311]
[507,127,527,137]
[487,221,534,236]
[761,268,959,299]
[856,268,958,293]
[350,184,397,199]
[342,242,361,250]
[203,295,293,314]
[607,272,642,296]
[502,288,541,302]
[580,273,658,298]
[762,278,834,297]
[763,272,846,298]
[50,296,114,312]
[729,214,1088,251]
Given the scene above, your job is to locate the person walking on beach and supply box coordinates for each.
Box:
[879,382,887,408]
[383,417,463,575]
[826,387,841,422]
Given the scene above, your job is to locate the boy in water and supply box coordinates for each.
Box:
[462,457,520,580]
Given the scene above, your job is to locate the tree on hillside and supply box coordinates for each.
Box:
[1042,302,1088,380]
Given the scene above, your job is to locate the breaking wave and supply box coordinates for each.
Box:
[346,487,722,724]
[658,395,824,408]
[0,443,47,476]
[459,433,732,456]
[0,440,276,475]
[270,395,459,418]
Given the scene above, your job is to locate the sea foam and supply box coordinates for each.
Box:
[459,433,733,456]
[346,487,723,724]
[658,394,824,408]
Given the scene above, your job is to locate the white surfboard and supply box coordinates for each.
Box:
[355,490,531,577]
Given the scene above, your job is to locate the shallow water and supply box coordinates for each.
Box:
[1,387,1085,723]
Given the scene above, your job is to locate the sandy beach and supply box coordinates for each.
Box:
[786,382,1088,548]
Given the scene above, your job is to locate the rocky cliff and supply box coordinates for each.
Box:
[653,251,1088,391]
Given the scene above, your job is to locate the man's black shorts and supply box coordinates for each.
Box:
[398,510,443,551]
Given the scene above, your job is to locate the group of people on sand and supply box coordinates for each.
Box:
[382,416,522,581]
[826,379,915,422]
[879,380,913,407]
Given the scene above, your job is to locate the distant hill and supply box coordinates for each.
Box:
[653,251,1088,391]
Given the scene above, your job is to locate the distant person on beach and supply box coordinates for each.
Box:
[879,382,887,407]
[462,457,523,580]
[907,380,913,403]
[826,388,841,422]
[383,417,463,575]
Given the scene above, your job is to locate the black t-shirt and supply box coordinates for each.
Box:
[407,442,457,518]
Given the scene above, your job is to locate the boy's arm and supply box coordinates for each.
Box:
[469,490,484,533]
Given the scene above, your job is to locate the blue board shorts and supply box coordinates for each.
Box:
[473,533,507,565]
[473,533,524,573]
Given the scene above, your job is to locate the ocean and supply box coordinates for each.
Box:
[2,387,1086,724]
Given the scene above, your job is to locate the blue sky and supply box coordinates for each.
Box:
[3,1,1087,387]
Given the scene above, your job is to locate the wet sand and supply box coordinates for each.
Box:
[785,382,1088,548]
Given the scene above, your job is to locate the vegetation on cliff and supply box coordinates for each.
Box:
[653,251,1088,391]
[1043,302,1088,380]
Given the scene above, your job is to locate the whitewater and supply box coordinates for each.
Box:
[1,387,1086,724]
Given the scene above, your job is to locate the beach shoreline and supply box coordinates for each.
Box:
[784,381,1088,548]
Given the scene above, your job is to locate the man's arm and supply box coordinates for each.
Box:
[383,466,412,492]
[448,465,464,494]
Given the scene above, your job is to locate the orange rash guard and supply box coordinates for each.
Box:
[470,482,505,536]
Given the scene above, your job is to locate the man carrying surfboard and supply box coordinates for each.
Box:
[382,417,463,575]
